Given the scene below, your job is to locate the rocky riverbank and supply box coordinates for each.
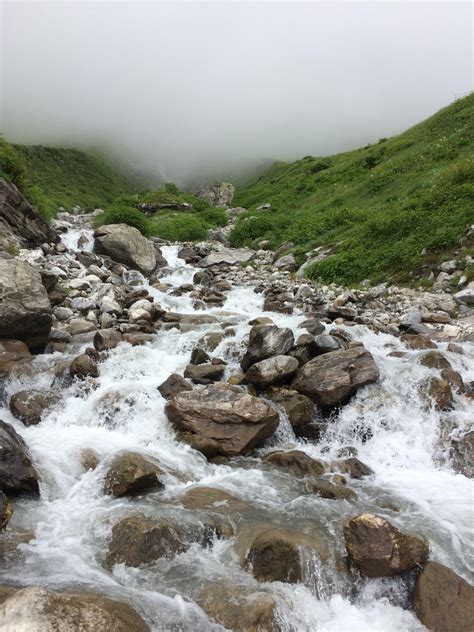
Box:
[0,203,472,631]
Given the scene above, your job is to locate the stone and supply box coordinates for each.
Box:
[266,388,315,428]
[450,431,474,478]
[80,448,100,472]
[245,355,299,389]
[413,561,474,632]
[0,258,52,350]
[306,478,357,500]
[422,377,453,411]
[69,318,97,335]
[335,457,374,479]
[157,373,192,399]
[440,369,464,393]
[454,287,474,305]
[0,491,12,530]
[93,328,123,351]
[0,586,149,632]
[165,384,279,456]
[103,451,165,497]
[274,253,297,271]
[0,340,30,378]
[200,246,254,267]
[419,351,452,371]
[401,334,437,350]
[263,450,325,477]
[9,390,61,426]
[197,182,235,208]
[190,347,211,365]
[0,420,39,495]
[70,353,99,379]
[183,363,224,385]
[292,347,379,406]
[343,513,429,577]
[299,318,325,336]
[94,224,157,276]
[241,324,294,371]
[180,487,248,513]
[311,333,345,355]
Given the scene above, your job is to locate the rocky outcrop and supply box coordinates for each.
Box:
[103,452,165,497]
[241,324,294,371]
[413,561,474,632]
[245,355,299,389]
[0,586,149,632]
[0,258,52,350]
[94,224,157,276]
[292,347,379,406]
[0,178,58,250]
[343,513,429,577]
[0,421,39,495]
[165,384,279,456]
[197,182,235,208]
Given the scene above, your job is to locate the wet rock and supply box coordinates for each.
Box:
[94,224,157,276]
[165,384,279,456]
[335,457,374,479]
[198,584,277,632]
[292,347,379,406]
[0,258,52,351]
[343,513,429,577]
[9,390,61,426]
[235,523,327,583]
[69,318,97,335]
[241,324,294,371]
[0,340,30,378]
[180,487,248,513]
[104,452,165,497]
[70,353,99,379]
[184,363,225,385]
[401,334,437,350]
[0,492,12,530]
[306,478,357,500]
[0,586,149,632]
[0,420,39,495]
[122,332,155,346]
[299,318,325,336]
[197,332,224,351]
[419,351,452,371]
[157,373,192,399]
[266,388,315,429]
[440,369,464,394]
[413,561,474,632]
[311,333,345,355]
[93,328,123,351]
[80,448,100,472]
[245,355,299,389]
[263,450,325,477]
[421,377,453,411]
[190,347,210,365]
[450,430,473,478]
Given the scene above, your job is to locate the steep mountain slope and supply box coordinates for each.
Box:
[231,94,474,284]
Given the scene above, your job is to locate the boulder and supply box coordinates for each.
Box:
[421,377,453,411]
[454,287,474,305]
[343,513,429,577]
[292,347,379,406]
[263,450,325,477]
[157,373,192,400]
[0,420,39,495]
[103,452,165,497]
[70,353,99,379]
[306,478,357,500]
[245,355,299,389]
[165,384,279,456]
[413,561,474,632]
[9,390,61,426]
[198,584,277,632]
[0,258,52,350]
[241,325,294,371]
[199,246,254,268]
[274,253,297,272]
[419,351,452,371]
[311,334,345,355]
[450,431,474,478]
[180,487,248,513]
[94,224,157,276]
[93,328,123,351]
[190,347,210,365]
[183,363,224,385]
[197,182,235,208]
[401,334,437,350]
[0,586,149,632]
[0,491,12,530]
[266,388,315,428]
[335,457,374,479]
[0,340,30,378]
[0,177,58,249]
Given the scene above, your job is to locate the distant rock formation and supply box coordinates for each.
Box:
[197,182,234,208]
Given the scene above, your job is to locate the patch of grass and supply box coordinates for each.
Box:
[93,203,151,236]
[232,93,474,284]
[149,214,209,241]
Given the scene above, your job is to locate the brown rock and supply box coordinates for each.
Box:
[0,492,12,530]
[80,448,100,472]
[184,363,224,385]
[245,355,299,389]
[266,388,315,428]
[401,334,437,350]
[9,389,61,426]
[263,450,325,477]
[422,377,453,411]
[292,347,379,406]
[0,340,31,378]
[413,561,474,632]
[241,325,294,371]
[0,420,39,495]
[343,513,429,577]
[70,353,99,379]
[419,351,452,371]
[157,373,192,399]
[440,369,465,394]
[306,478,357,500]
[93,328,123,351]
[335,457,374,479]
[104,452,165,497]
[180,487,248,513]
[450,430,473,478]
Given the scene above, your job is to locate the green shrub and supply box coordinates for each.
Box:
[150,214,208,241]
[229,214,273,246]
[94,204,150,235]
[198,206,227,227]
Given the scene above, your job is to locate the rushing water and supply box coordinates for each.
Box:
[1,225,473,631]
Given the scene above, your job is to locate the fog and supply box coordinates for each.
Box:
[1,1,472,187]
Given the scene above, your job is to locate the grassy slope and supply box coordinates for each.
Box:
[231,94,474,284]
[1,141,136,219]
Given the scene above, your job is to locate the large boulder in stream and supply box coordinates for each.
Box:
[263,450,325,477]
[241,324,294,371]
[245,355,299,389]
[94,224,157,276]
[165,384,279,456]
[103,452,165,497]
[343,513,429,577]
[0,586,150,632]
[413,561,474,632]
[9,389,61,426]
[0,258,52,351]
[0,420,39,495]
[292,347,379,406]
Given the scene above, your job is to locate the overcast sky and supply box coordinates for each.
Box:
[1,1,472,186]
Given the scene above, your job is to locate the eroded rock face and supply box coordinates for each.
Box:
[241,325,294,372]
[413,561,474,632]
[94,224,157,276]
[103,452,165,497]
[165,384,279,456]
[9,390,61,426]
[245,355,299,389]
[343,513,429,577]
[292,347,379,406]
[0,258,52,350]
[197,182,235,208]
[0,586,150,632]
[0,421,39,495]
[263,450,325,477]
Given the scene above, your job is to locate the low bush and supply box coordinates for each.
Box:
[93,204,151,235]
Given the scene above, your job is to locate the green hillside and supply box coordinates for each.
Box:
[231,94,474,285]
[0,138,137,220]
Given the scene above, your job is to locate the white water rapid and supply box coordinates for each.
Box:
[1,225,473,631]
